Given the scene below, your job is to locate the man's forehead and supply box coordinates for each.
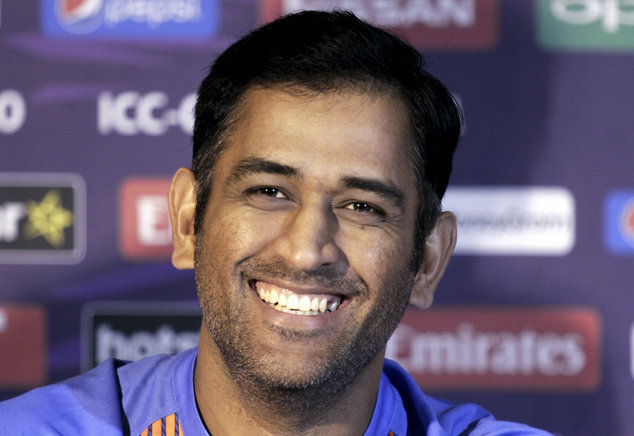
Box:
[229,86,406,151]
[232,86,411,138]
[234,82,407,119]
[212,87,418,200]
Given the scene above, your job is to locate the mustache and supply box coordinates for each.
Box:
[240,257,367,296]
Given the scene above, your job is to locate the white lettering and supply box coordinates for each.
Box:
[282,0,475,28]
[104,0,202,28]
[550,0,634,33]
[178,92,196,134]
[387,323,587,377]
[0,90,27,135]
[0,202,26,242]
[95,323,198,363]
[136,195,171,245]
[98,91,194,136]
[443,187,575,255]
[136,91,169,135]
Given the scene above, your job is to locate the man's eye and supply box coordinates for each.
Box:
[345,202,384,216]
[246,187,287,199]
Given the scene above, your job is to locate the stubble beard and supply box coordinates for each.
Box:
[195,248,414,425]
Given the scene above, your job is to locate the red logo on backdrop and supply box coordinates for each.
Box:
[119,178,172,260]
[386,307,601,391]
[259,0,498,49]
[58,0,103,24]
[0,304,46,387]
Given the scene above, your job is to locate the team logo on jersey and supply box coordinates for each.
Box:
[0,173,86,264]
[41,0,219,38]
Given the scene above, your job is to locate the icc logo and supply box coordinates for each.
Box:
[55,0,104,34]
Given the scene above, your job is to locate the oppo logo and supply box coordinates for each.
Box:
[550,0,634,33]
[0,90,27,135]
[98,91,195,136]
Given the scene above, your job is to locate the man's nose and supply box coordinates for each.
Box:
[271,202,343,272]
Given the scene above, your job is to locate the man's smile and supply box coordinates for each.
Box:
[185,86,426,432]
[252,280,343,315]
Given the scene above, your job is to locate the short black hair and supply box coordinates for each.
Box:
[192,10,462,269]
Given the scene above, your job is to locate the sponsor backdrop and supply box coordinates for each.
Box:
[1,1,632,435]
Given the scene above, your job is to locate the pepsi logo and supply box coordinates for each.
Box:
[58,0,101,23]
[42,0,219,38]
[55,0,103,33]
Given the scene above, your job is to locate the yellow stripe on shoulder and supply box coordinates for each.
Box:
[139,412,182,436]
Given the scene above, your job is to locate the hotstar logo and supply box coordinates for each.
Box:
[25,190,74,248]
[0,174,85,264]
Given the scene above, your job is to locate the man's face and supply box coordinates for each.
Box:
[194,87,421,398]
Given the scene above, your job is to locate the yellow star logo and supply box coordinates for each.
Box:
[25,190,73,248]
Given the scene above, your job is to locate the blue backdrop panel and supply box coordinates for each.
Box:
[1,2,633,435]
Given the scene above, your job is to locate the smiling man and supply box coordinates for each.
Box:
[0,10,553,436]
[174,88,428,434]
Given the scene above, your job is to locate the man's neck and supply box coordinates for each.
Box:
[193,330,383,436]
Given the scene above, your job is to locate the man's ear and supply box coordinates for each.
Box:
[409,211,457,309]
[168,167,197,270]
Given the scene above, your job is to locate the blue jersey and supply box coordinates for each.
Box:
[0,348,552,435]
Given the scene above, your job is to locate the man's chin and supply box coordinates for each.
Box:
[239,360,360,413]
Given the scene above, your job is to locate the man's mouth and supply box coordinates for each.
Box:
[253,280,342,315]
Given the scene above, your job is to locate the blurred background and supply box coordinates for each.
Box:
[1,1,633,435]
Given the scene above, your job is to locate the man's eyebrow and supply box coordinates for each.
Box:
[226,157,300,184]
[342,176,405,207]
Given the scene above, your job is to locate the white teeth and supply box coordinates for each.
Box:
[287,294,299,310]
[299,296,311,312]
[255,282,342,316]
[319,298,328,313]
